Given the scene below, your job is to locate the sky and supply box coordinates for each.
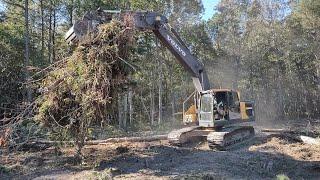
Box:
[0,3,4,11]
[202,0,220,21]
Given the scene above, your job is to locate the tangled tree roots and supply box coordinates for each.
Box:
[35,20,134,160]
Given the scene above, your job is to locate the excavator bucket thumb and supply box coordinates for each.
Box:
[64,9,168,45]
[64,9,118,44]
[64,20,93,44]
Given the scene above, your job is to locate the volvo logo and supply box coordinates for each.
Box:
[167,35,186,57]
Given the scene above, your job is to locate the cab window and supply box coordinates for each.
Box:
[200,94,213,112]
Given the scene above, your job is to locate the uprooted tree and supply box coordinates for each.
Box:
[35,20,135,160]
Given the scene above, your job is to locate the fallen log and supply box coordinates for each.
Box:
[85,135,167,145]
[261,128,319,136]
[300,135,320,145]
[261,128,295,133]
[261,128,320,145]
[31,134,168,146]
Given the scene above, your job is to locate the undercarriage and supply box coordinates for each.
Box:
[168,125,255,150]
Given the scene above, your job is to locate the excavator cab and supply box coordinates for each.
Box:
[184,89,255,128]
[198,90,230,128]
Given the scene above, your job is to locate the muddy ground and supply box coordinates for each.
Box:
[1,126,320,180]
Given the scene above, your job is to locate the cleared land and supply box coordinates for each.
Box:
[1,125,320,179]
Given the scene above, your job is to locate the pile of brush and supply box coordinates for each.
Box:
[35,20,135,155]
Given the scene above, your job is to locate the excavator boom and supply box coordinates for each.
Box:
[65,9,210,92]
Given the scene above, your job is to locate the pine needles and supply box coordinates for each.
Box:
[34,20,134,160]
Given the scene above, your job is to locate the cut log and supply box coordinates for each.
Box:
[261,129,295,133]
[261,128,320,137]
[31,134,168,146]
[17,141,53,152]
[300,135,320,145]
[85,135,167,145]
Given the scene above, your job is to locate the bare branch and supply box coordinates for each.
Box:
[2,0,25,10]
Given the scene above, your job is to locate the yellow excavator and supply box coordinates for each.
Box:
[65,9,255,150]
[174,88,255,149]
[183,89,254,125]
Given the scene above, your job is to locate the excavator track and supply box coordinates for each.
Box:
[207,126,255,150]
[168,126,213,146]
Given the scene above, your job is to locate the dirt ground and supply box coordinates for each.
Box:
[1,126,320,180]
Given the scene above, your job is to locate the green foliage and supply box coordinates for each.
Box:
[0,22,24,109]
[130,0,161,10]
[207,0,320,120]
[276,174,290,180]
[0,165,10,174]
[35,21,133,156]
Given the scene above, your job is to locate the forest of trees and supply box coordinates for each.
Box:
[0,0,319,136]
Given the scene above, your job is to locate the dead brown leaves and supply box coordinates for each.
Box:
[249,136,320,161]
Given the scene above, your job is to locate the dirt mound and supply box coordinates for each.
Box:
[250,136,320,161]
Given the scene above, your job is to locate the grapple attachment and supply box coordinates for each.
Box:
[64,9,168,45]
[64,10,118,44]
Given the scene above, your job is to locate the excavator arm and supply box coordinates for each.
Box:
[64,9,210,92]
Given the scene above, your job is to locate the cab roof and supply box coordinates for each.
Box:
[211,88,238,93]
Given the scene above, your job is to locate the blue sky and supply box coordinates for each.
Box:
[202,0,220,20]
[0,3,4,11]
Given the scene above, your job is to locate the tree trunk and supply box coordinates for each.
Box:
[150,71,155,125]
[168,59,176,121]
[123,93,128,130]
[158,61,163,124]
[128,88,133,125]
[171,91,176,121]
[48,0,52,63]
[276,63,285,118]
[118,94,122,128]
[233,55,240,90]
[40,0,44,60]
[140,95,151,121]
[67,0,74,26]
[24,0,31,102]
[52,7,56,62]
[32,134,168,145]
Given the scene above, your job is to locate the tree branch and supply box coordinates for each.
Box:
[2,0,25,10]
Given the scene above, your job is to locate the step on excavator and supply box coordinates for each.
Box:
[64,9,255,150]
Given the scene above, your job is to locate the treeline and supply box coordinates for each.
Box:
[0,0,207,130]
[0,0,319,131]
[207,0,320,123]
